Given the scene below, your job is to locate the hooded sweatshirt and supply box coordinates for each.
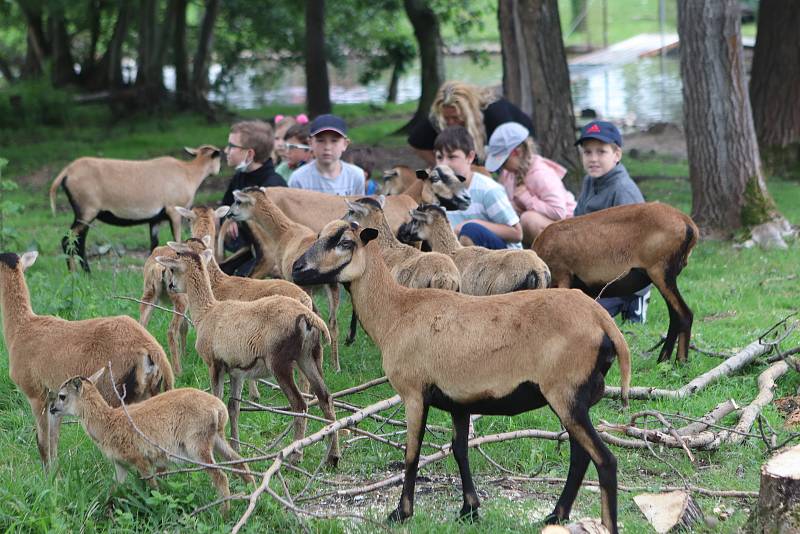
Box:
[573,163,643,216]
[499,154,576,220]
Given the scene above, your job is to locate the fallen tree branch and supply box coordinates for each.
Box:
[605,339,771,400]
[675,399,739,435]
[113,295,194,326]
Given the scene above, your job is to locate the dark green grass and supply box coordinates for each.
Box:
[1,113,799,532]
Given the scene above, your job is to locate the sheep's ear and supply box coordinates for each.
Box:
[455,173,467,183]
[359,228,379,245]
[211,149,221,159]
[377,195,386,208]
[410,209,425,221]
[200,249,214,266]
[214,205,230,218]
[154,255,180,268]
[175,206,195,219]
[259,186,267,193]
[202,234,213,247]
[416,169,429,180]
[232,190,252,203]
[20,251,38,271]
[184,146,198,156]
[70,377,83,390]
[344,199,359,211]
[166,241,183,251]
[87,367,105,385]
[382,168,397,178]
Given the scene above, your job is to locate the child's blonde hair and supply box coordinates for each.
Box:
[509,137,539,186]
[430,81,498,160]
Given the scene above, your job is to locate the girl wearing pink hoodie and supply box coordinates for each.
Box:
[485,122,576,246]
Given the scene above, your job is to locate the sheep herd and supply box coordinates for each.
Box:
[0,148,701,533]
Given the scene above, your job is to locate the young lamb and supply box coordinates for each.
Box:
[49,368,254,514]
[49,145,221,272]
[139,205,229,375]
[398,204,551,295]
[154,249,339,464]
[532,202,697,363]
[291,221,631,533]
[0,251,174,468]
[343,197,461,291]
[226,187,344,371]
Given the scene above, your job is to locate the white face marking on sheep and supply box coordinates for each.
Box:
[228,190,257,222]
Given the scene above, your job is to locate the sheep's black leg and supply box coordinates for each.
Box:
[564,410,618,534]
[651,269,693,363]
[451,410,480,521]
[545,435,592,525]
[346,308,358,345]
[389,396,429,523]
[148,221,161,251]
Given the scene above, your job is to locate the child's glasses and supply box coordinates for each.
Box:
[226,142,249,150]
[286,143,311,151]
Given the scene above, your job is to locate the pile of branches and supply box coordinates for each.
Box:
[111,315,800,530]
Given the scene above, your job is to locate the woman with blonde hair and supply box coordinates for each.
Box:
[484,122,576,246]
[407,80,534,166]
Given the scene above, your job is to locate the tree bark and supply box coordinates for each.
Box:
[386,62,400,104]
[498,0,533,116]
[191,0,220,106]
[755,445,800,533]
[49,6,77,86]
[18,2,49,79]
[304,0,331,117]
[677,0,780,237]
[135,0,159,88]
[749,0,800,179]
[173,0,189,106]
[514,0,581,187]
[106,0,132,88]
[401,0,444,132]
[85,0,102,73]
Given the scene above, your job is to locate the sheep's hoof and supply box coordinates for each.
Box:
[543,512,564,525]
[387,507,410,523]
[458,505,479,522]
[345,335,356,346]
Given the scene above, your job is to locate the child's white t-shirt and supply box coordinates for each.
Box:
[446,172,522,249]
[288,161,365,196]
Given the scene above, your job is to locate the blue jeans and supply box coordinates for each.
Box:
[598,287,651,323]
[458,222,507,250]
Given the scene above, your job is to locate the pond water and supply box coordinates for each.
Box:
[193,53,684,127]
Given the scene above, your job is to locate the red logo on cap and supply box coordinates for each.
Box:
[586,124,601,133]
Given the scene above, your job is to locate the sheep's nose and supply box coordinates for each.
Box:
[292,258,307,276]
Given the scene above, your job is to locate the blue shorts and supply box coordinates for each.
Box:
[458,222,507,250]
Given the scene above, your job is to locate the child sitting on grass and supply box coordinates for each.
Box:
[434,125,522,249]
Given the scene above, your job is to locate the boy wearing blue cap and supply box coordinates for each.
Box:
[288,114,365,196]
[575,120,649,323]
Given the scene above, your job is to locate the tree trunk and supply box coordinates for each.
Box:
[386,61,400,104]
[18,2,49,79]
[135,0,159,88]
[155,0,177,74]
[106,0,132,88]
[677,0,781,237]
[401,0,444,132]
[173,0,189,106]
[514,0,581,188]
[498,0,533,116]
[754,445,800,533]
[0,55,15,82]
[85,0,102,73]
[49,7,77,86]
[749,0,800,179]
[191,0,220,107]
[305,0,331,117]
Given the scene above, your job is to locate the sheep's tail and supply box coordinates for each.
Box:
[49,166,70,215]
[299,311,331,346]
[606,322,631,408]
[154,347,176,391]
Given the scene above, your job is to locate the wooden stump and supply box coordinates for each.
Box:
[541,519,609,533]
[756,445,800,533]
[633,490,703,533]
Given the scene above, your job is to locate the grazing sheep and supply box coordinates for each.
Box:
[49,368,254,514]
[0,251,174,468]
[49,145,222,272]
[291,220,630,533]
[342,197,460,291]
[226,187,343,371]
[139,205,229,375]
[155,249,339,464]
[533,202,697,363]
[399,204,551,294]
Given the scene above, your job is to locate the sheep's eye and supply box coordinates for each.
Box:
[338,240,355,250]
[58,394,66,401]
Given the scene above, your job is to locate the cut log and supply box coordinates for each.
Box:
[756,445,800,533]
[541,519,609,533]
[634,491,703,533]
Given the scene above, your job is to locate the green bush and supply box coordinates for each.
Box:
[0,79,75,129]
